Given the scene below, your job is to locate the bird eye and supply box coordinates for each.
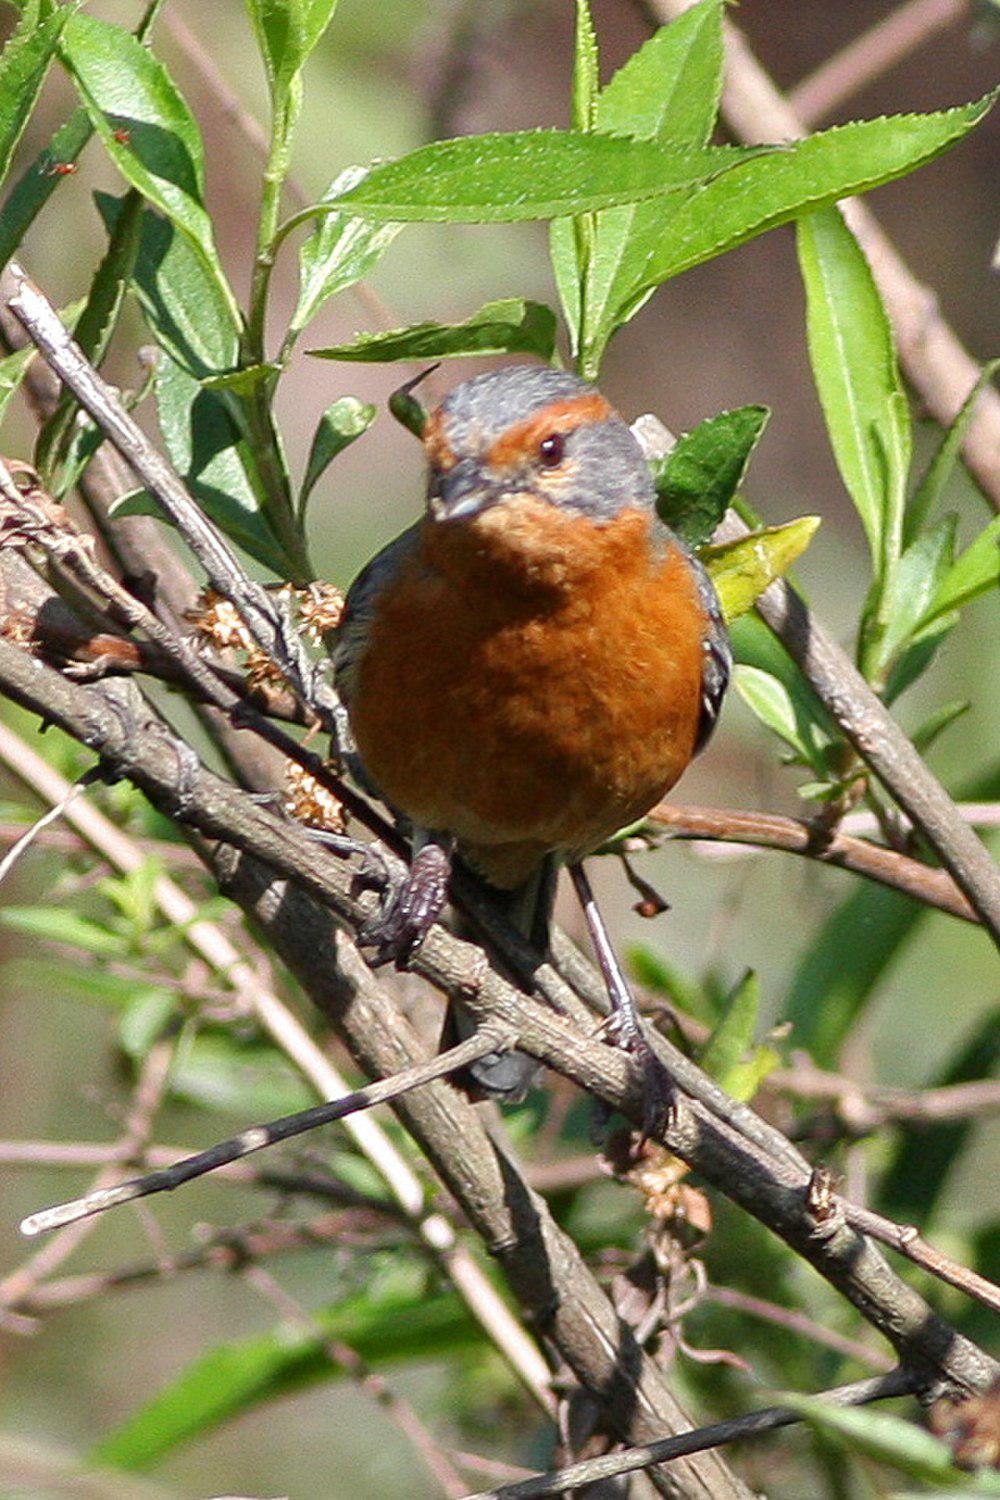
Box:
[538,432,565,468]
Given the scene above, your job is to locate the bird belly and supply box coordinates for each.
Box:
[350,521,705,886]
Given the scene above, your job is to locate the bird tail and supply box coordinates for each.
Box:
[444,855,557,1103]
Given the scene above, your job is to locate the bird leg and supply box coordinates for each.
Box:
[357,831,453,966]
[568,861,673,1141]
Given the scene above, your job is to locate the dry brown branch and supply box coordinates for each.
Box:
[642,0,1000,508]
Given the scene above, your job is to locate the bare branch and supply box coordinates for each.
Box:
[463,1369,918,1499]
[20,1028,514,1238]
[646,802,977,922]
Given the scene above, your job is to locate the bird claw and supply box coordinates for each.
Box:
[603,1014,675,1144]
[356,841,451,966]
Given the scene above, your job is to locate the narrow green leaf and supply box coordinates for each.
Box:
[872,514,958,671]
[202,362,282,396]
[919,513,1000,624]
[61,14,238,322]
[883,612,957,703]
[299,395,376,516]
[784,884,921,1066]
[318,132,766,223]
[0,108,92,269]
[626,944,711,1020]
[0,906,124,956]
[149,354,294,575]
[117,989,176,1059]
[733,665,834,777]
[35,190,145,483]
[289,165,402,338]
[700,516,821,622]
[96,195,240,377]
[617,97,995,328]
[782,1397,974,1487]
[94,1273,477,1470]
[0,4,73,190]
[652,404,769,547]
[244,0,339,99]
[730,612,840,776]
[567,0,724,366]
[700,970,759,1091]
[906,358,1000,542]
[910,699,969,756]
[0,343,36,430]
[168,1030,315,1116]
[572,0,600,132]
[797,206,910,576]
[309,299,558,364]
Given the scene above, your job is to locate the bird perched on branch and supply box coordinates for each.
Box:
[335,365,730,1117]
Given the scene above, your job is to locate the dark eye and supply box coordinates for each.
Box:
[538,432,565,468]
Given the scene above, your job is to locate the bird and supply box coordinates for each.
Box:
[334,364,731,1116]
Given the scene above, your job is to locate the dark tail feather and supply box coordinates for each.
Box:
[443,856,557,1103]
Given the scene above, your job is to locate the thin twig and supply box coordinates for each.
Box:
[702,1285,896,1372]
[646,802,977,922]
[462,1369,918,1499]
[789,0,970,126]
[20,1028,514,1237]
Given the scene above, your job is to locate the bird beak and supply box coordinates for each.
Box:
[428,459,498,522]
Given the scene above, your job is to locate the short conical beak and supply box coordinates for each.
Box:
[428,459,498,522]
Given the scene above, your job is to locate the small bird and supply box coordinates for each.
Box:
[335,365,730,1111]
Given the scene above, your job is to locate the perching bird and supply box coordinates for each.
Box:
[334,365,730,1108]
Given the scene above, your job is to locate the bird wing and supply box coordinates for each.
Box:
[333,522,422,710]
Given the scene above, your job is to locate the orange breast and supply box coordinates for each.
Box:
[350,500,706,886]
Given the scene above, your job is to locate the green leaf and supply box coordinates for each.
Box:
[118,989,176,1059]
[571,0,600,132]
[35,190,145,483]
[784,884,921,1066]
[782,1397,978,1487]
[0,3,74,191]
[911,699,969,756]
[289,165,403,338]
[309,298,558,363]
[61,14,238,322]
[0,107,93,271]
[626,944,711,1021]
[299,395,376,516]
[919,513,1000,625]
[873,514,958,672]
[700,516,821,622]
[167,1029,315,1116]
[243,0,339,100]
[616,97,995,331]
[318,132,766,223]
[94,1270,478,1470]
[201,362,282,396]
[148,355,294,575]
[700,970,761,1097]
[729,612,839,777]
[906,358,1000,543]
[0,906,124,957]
[0,343,36,430]
[652,404,769,547]
[797,206,910,577]
[562,0,723,366]
[95,194,240,376]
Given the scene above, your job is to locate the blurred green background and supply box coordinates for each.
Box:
[0,1,997,1495]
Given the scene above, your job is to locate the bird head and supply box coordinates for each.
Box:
[422,366,655,526]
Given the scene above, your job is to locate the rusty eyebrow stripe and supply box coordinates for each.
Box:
[486,392,613,468]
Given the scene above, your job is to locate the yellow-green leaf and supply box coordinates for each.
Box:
[700,516,821,621]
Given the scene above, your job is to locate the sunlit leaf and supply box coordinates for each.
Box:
[244,0,340,99]
[700,970,760,1096]
[872,514,957,672]
[652,404,769,547]
[299,395,376,516]
[319,132,765,222]
[797,206,909,576]
[782,1396,983,1487]
[906,357,1000,542]
[290,164,403,338]
[0,906,124,956]
[309,299,557,363]
[0,107,92,271]
[700,516,821,621]
[919,513,1000,624]
[0,2,74,190]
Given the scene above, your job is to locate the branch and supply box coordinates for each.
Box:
[645,802,977,922]
[0,644,993,1408]
[20,1028,513,1237]
[463,1369,918,1499]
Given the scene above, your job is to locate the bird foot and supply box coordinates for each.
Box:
[603,1012,676,1144]
[356,840,452,966]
